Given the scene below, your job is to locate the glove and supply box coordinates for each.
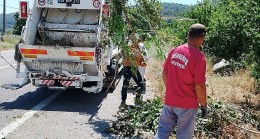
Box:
[200,106,208,118]
[141,62,147,67]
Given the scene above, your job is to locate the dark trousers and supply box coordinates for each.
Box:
[121,66,143,101]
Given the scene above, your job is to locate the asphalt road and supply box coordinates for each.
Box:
[0,50,149,139]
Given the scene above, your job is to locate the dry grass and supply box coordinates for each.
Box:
[145,57,165,99]
[206,69,259,109]
[0,35,20,50]
[147,55,260,111]
[205,58,259,105]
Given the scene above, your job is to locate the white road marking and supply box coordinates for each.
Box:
[0,91,62,138]
[0,50,14,53]
[0,64,16,70]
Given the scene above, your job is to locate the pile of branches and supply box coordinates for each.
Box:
[109,97,162,138]
[196,98,260,138]
[109,97,260,138]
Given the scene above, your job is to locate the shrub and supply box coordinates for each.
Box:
[184,0,260,82]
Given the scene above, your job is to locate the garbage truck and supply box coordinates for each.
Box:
[14,0,122,93]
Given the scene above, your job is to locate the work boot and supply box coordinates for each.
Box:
[134,93,143,105]
[143,83,146,93]
[119,100,126,108]
[136,87,142,93]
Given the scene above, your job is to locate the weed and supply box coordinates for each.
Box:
[0,35,20,50]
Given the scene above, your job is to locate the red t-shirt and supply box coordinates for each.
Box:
[163,44,206,108]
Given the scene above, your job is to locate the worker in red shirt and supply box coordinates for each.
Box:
[155,24,208,139]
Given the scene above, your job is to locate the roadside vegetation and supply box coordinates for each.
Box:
[109,47,260,139]
[108,0,260,138]
[0,35,20,51]
[184,0,260,84]
[0,12,23,51]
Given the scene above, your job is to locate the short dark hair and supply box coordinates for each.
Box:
[188,23,207,39]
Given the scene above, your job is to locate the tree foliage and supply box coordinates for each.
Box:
[161,3,190,17]
[13,12,26,35]
[108,0,162,43]
[183,0,260,82]
[106,0,163,63]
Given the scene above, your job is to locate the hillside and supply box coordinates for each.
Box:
[161,2,190,17]
[0,13,16,31]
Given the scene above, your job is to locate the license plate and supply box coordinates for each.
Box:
[58,0,80,4]
[32,61,83,74]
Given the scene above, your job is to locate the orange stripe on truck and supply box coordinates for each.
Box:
[67,51,95,57]
[23,54,37,58]
[80,56,94,61]
[20,48,47,55]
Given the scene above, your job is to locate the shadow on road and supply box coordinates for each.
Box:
[0,87,54,110]
[0,87,115,137]
[87,118,114,138]
[43,89,115,137]
[0,88,109,113]
[43,88,108,113]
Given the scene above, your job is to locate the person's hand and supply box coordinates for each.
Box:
[141,62,147,67]
[200,106,208,118]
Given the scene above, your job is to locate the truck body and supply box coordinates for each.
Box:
[16,0,121,93]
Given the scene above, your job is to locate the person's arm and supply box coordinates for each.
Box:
[195,83,207,106]
[194,56,207,106]
[162,68,167,87]
[162,50,174,87]
[138,43,143,52]
[196,83,208,118]
[135,49,146,66]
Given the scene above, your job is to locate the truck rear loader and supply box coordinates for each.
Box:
[14,0,122,93]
